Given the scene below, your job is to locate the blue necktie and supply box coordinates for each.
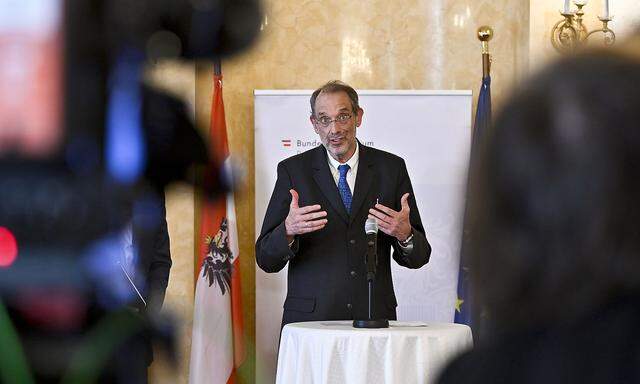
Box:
[338,164,352,213]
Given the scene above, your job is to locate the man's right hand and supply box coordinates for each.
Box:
[285,189,327,243]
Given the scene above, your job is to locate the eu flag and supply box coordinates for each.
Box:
[454,75,491,325]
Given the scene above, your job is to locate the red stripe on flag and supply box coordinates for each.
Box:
[210,75,229,163]
[195,74,229,277]
[226,369,238,384]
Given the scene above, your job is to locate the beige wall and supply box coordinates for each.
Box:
[224,0,529,111]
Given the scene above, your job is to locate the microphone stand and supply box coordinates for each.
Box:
[353,229,389,329]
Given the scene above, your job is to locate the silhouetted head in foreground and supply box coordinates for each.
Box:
[468,49,640,337]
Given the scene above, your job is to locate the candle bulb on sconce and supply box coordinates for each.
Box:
[551,0,615,53]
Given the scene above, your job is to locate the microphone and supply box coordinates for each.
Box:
[365,217,378,244]
[364,218,378,281]
[353,217,389,328]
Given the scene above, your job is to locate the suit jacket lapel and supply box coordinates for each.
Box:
[350,143,375,224]
[312,146,350,224]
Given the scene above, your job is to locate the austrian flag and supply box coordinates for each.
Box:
[189,65,245,384]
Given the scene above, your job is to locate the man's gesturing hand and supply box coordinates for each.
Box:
[368,193,412,241]
[285,189,328,243]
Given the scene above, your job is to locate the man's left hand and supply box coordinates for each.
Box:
[368,193,412,241]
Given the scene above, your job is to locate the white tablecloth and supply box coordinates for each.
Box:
[276,321,473,384]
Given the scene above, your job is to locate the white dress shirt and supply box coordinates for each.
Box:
[326,141,359,193]
[119,222,147,306]
[120,222,134,274]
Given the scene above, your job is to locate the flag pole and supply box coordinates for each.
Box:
[478,26,493,79]
[455,26,494,332]
[453,26,495,341]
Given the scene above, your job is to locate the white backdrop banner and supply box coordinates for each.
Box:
[254,90,472,383]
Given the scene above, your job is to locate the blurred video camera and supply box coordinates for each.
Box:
[0,0,261,382]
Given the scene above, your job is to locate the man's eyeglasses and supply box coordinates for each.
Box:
[313,113,353,128]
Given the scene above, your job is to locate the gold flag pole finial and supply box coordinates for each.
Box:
[477,26,493,78]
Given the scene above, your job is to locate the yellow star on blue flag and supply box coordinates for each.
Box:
[455,297,465,313]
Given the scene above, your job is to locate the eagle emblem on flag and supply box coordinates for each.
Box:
[202,218,233,295]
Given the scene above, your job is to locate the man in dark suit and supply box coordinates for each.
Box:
[256,80,431,327]
[108,186,172,383]
[130,188,172,318]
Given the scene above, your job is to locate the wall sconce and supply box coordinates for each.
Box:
[551,0,615,53]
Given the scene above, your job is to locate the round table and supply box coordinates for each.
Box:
[276,321,473,384]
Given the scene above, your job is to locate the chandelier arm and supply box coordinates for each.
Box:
[551,17,578,52]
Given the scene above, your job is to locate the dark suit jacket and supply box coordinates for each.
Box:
[132,189,172,316]
[256,143,431,326]
[128,188,172,369]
